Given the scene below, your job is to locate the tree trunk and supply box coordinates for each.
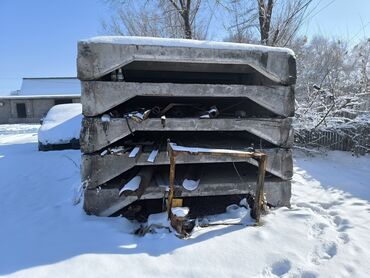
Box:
[168,0,193,39]
[257,0,274,45]
[182,8,192,39]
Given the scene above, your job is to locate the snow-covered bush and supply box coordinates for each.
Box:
[292,36,370,153]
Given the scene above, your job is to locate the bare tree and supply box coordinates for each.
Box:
[102,0,214,39]
[223,0,257,43]
[225,0,313,46]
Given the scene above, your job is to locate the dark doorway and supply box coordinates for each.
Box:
[16,103,27,118]
[54,98,73,105]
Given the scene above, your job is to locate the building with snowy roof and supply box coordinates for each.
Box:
[0,77,81,124]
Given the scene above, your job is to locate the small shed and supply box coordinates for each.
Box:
[0,77,81,124]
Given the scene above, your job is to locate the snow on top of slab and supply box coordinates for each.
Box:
[182,179,200,191]
[38,103,82,145]
[171,207,190,217]
[147,149,159,163]
[170,143,255,156]
[82,36,294,56]
[119,176,141,195]
[129,146,141,158]
[20,78,81,96]
[101,114,111,122]
[147,212,170,227]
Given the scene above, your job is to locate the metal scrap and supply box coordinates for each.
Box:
[200,106,220,118]
[125,109,151,123]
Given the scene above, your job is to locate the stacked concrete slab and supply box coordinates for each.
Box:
[77,37,296,216]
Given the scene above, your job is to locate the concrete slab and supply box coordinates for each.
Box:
[81,81,294,117]
[80,118,293,153]
[82,148,293,189]
[84,177,291,216]
[77,39,296,85]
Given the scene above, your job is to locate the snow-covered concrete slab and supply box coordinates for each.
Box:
[77,36,296,84]
[82,36,295,55]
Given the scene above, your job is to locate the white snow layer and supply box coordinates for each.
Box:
[147,149,158,163]
[200,114,210,119]
[182,179,200,191]
[38,103,82,145]
[197,205,253,226]
[119,176,141,194]
[129,146,141,158]
[101,114,111,122]
[1,125,370,277]
[147,212,170,227]
[82,36,295,56]
[171,207,190,217]
[170,143,253,155]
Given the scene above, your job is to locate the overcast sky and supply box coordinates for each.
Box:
[0,0,369,95]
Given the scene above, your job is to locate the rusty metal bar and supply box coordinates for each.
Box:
[166,141,267,223]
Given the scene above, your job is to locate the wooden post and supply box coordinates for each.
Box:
[167,142,176,218]
[252,155,267,223]
[166,142,268,223]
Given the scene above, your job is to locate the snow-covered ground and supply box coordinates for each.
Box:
[1,124,370,278]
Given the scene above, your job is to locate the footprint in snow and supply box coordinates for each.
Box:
[296,202,327,216]
[308,222,328,239]
[298,201,351,265]
[333,215,352,232]
[350,201,367,206]
[309,241,337,265]
[301,271,318,278]
[263,259,292,277]
[315,200,343,209]
[338,232,350,244]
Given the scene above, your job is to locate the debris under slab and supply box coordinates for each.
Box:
[133,195,257,238]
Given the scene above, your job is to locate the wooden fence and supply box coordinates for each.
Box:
[295,125,370,154]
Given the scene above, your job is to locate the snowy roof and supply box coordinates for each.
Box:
[82,36,295,56]
[20,77,81,97]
